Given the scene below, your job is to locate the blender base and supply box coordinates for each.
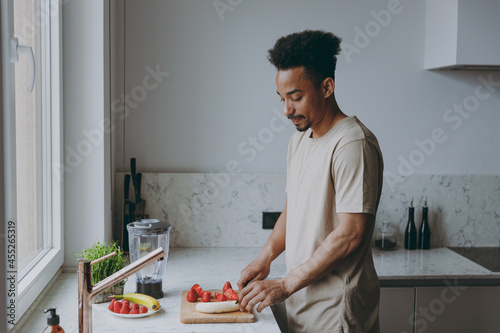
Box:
[137,281,163,299]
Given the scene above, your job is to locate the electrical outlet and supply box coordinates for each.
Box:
[263,212,281,229]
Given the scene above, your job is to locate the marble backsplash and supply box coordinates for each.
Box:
[114,173,500,248]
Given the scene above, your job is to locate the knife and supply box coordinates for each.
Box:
[122,174,132,252]
[130,158,148,220]
[136,173,144,220]
[137,173,149,220]
[131,158,138,196]
[130,158,138,220]
[235,281,249,304]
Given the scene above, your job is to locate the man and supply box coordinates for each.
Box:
[237,30,384,332]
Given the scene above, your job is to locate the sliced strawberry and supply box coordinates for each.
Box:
[224,288,238,301]
[139,306,148,314]
[214,291,220,299]
[186,288,198,302]
[217,294,227,302]
[195,287,203,297]
[129,308,139,315]
[191,284,200,290]
[222,281,232,293]
[202,291,211,302]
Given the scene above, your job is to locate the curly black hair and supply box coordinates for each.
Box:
[268,30,342,87]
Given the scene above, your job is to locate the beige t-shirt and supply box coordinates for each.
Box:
[285,116,383,333]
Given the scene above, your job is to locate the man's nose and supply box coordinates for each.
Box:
[283,101,294,117]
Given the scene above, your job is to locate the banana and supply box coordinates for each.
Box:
[111,293,160,310]
[196,301,240,314]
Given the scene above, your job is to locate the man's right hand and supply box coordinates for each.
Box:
[237,258,271,292]
[237,202,287,299]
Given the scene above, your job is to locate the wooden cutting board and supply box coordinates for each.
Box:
[180,290,255,324]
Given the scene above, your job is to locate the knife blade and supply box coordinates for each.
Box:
[235,281,249,304]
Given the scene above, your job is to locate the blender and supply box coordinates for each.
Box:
[127,219,171,298]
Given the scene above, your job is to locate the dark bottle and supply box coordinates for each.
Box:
[418,197,431,249]
[43,308,65,333]
[404,198,417,250]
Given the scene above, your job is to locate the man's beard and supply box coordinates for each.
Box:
[288,115,311,132]
[296,123,311,132]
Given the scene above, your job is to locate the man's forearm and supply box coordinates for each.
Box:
[238,204,287,290]
[257,203,287,264]
[282,213,372,296]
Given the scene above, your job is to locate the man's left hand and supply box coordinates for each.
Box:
[238,278,289,313]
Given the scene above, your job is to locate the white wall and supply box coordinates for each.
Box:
[63,0,111,266]
[114,0,500,177]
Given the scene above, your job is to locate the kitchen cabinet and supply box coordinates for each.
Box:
[271,303,289,333]
[379,287,414,333]
[424,0,500,70]
[414,286,500,333]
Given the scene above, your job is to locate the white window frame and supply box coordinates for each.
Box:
[1,0,64,324]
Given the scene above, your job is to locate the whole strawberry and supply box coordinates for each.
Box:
[120,304,130,314]
[113,300,122,313]
[108,299,117,311]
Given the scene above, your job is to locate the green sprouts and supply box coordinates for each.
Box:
[77,240,127,287]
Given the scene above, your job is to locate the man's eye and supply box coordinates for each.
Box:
[292,96,302,102]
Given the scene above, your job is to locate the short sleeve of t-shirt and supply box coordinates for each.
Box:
[332,139,381,214]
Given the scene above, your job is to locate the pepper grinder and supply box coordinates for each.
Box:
[418,197,431,249]
[404,198,417,250]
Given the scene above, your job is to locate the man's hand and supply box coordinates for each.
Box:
[238,279,288,313]
[238,204,287,291]
[237,203,287,310]
[237,257,271,292]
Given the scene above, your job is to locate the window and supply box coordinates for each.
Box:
[15,0,45,279]
[1,0,63,326]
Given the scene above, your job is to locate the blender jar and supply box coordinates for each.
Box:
[375,220,397,250]
[127,219,171,298]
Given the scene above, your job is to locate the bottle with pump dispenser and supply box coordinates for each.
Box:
[43,308,64,333]
[418,197,431,249]
[404,198,417,250]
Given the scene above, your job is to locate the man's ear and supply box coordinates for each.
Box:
[322,77,335,99]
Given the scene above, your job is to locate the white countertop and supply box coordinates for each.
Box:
[15,247,499,332]
[373,246,499,280]
[17,248,284,333]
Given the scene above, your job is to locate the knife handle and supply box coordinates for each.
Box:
[124,174,130,200]
[130,158,137,184]
[135,173,142,203]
